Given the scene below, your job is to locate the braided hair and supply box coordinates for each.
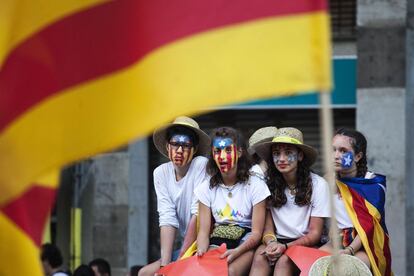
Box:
[335,128,368,178]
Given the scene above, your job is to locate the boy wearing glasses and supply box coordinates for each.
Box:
[139,116,210,276]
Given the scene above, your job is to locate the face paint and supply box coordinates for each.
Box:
[341,151,354,169]
[168,134,194,167]
[212,137,237,173]
[332,135,357,173]
[287,152,298,163]
[170,134,192,145]
[272,145,298,163]
[272,144,300,174]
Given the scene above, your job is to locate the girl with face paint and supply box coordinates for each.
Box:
[194,127,270,276]
[250,127,330,276]
[332,129,366,178]
[319,128,392,275]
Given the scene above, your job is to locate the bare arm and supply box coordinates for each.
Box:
[238,200,266,252]
[160,225,176,266]
[288,216,324,247]
[341,234,363,255]
[262,216,324,260]
[261,210,276,245]
[221,200,266,263]
[179,215,197,257]
[196,202,212,256]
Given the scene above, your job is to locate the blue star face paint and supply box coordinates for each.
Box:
[341,151,354,169]
[213,138,233,149]
[212,137,237,173]
[170,134,192,145]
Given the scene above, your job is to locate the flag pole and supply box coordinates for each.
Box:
[319,91,340,274]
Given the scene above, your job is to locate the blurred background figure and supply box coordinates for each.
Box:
[248,126,278,177]
[127,265,142,276]
[40,243,70,276]
[89,258,111,276]
[73,264,94,276]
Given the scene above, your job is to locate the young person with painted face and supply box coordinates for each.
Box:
[138,116,210,276]
[319,128,392,275]
[249,127,330,276]
[195,127,270,276]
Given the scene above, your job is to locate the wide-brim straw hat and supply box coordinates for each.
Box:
[253,127,318,166]
[247,126,278,155]
[309,255,372,276]
[153,116,211,158]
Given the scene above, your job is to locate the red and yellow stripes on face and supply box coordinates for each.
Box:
[337,181,392,276]
[168,145,195,167]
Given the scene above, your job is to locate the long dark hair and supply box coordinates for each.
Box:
[266,146,312,208]
[335,128,368,178]
[207,127,251,188]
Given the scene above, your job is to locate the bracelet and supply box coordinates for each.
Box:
[346,245,355,256]
[262,233,277,245]
[268,239,277,245]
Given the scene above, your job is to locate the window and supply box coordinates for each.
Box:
[330,0,356,41]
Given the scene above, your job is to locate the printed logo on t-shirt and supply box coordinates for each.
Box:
[214,203,247,221]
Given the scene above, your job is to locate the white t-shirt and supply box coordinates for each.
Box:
[334,193,353,229]
[335,171,376,229]
[154,156,208,237]
[52,273,69,276]
[250,164,266,181]
[270,173,331,239]
[195,174,270,228]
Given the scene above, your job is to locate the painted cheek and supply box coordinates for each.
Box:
[341,151,354,169]
[229,145,237,170]
[225,149,234,171]
[213,150,221,167]
[273,154,280,165]
[181,148,194,165]
[286,153,298,164]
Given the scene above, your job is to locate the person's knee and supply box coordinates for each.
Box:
[251,252,268,268]
[275,254,292,270]
[228,265,237,276]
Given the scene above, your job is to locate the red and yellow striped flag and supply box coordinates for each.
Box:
[0,0,331,274]
[337,176,392,276]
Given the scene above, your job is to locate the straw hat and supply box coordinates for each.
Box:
[247,126,278,155]
[253,127,318,166]
[309,255,372,276]
[153,116,211,158]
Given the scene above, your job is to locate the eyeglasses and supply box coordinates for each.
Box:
[169,142,193,151]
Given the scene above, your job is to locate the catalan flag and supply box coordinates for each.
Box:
[0,0,331,274]
[337,175,392,276]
